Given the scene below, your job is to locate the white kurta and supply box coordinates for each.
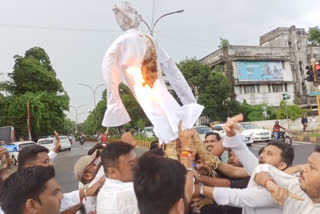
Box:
[102,28,203,143]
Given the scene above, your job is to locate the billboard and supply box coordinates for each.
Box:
[236,61,283,81]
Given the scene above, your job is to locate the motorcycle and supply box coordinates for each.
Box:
[79,135,86,145]
[272,130,292,145]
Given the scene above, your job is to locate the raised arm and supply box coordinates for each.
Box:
[217,162,249,178]
[223,114,258,175]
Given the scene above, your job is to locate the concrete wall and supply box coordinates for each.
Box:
[235,84,294,106]
[252,116,320,132]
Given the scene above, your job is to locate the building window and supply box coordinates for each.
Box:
[239,86,243,94]
[244,85,255,93]
[268,84,272,92]
[284,84,288,92]
[256,85,260,93]
[272,84,284,92]
[281,61,285,69]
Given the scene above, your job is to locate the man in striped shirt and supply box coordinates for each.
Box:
[254,145,320,214]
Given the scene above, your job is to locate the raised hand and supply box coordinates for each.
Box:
[121,132,136,147]
[224,114,243,137]
[178,121,196,151]
[53,131,61,153]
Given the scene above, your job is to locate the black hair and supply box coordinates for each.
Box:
[205,132,221,141]
[265,141,295,167]
[146,148,165,157]
[314,145,320,153]
[195,153,200,162]
[134,154,186,214]
[150,140,159,150]
[0,166,55,214]
[101,142,134,171]
[18,145,49,169]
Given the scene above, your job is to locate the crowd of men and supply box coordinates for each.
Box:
[0,114,319,214]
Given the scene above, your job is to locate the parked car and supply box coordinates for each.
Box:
[193,125,215,141]
[4,141,36,165]
[240,122,272,142]
[212,124,253,145]
[143,127,155,138]
[37,135,71,151]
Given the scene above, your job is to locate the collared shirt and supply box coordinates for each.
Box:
[255,164,320,214]
[96,177,138,214]
[213,134,282,214]
[101,28,203,143]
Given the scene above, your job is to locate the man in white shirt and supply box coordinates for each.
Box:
[194,114,295,214]
[96,142,138,214]
[18,144,104,213]
[254,145,320,214]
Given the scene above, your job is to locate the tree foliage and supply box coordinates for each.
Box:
[0,47,69,138]
[308,26,320,46]
[178,58,235,121]
[275,101,309,120]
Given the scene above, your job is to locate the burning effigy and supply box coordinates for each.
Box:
[101,1,220,168]
[101,1,204,145]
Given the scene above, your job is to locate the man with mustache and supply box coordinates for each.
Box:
[254,145,320,213]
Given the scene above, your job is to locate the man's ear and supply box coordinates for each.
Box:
[107,167,117,179]
[169,198,185,214]
[278,161,288,171]
[25,198,40,214]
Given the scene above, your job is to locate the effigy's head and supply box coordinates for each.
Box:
[113,1,141,31]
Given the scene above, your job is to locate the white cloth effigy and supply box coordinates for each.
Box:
[101,28,203,143]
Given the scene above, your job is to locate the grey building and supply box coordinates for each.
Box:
[200,26,320,107]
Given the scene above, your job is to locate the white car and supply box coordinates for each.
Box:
[37,136,71,151]
[9,141,36,165]
[143,127,155,138]
[212,124,253,145]
[240,122,272,142]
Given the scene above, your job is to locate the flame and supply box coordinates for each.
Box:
[126,66,156,102]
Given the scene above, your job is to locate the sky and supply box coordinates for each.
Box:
[1,0,320,123]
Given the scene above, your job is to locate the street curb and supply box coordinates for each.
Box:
[292,136,320,144]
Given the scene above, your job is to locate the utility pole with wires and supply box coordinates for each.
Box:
[140,1,184,36]
[78,83,104,129]
[70,105,86,134]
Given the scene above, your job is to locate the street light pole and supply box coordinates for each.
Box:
[70,105,86,134]
[141,9,184,36]
[78,83,104,129]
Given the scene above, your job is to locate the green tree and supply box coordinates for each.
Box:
[0,47,69,138]
[308,26,320,46]
[178,58,235,121]
[275,101,309,120]
[219,37,230,49]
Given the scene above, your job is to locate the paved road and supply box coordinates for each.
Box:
[55,141,316,193]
